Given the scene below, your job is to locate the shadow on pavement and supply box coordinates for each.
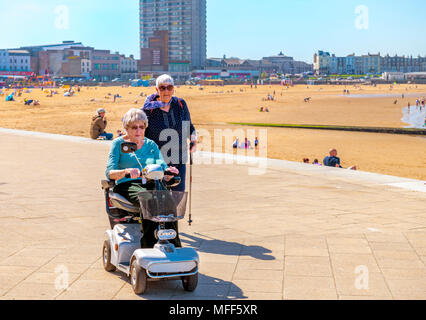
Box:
[116,273,247,300]
[180,232,276,261]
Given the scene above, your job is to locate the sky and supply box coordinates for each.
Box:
[0,0,425,63]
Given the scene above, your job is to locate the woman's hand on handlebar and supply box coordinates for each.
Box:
[164,166,179,182]
[125,168,141,179]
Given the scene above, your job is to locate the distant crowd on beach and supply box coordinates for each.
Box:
[232,137,259,150]
[404,96,426,128]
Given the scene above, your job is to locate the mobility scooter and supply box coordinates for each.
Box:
[101,142,199,294]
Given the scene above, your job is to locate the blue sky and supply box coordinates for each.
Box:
[0,0,425,63]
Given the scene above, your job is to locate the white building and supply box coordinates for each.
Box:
[313,51,331,74]
[81,59,92,77]
[4,50,31,72]
[120,55,138,80]
[0,50,9,71]
[382,72,405,81]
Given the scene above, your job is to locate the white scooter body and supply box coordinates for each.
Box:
[105,224,199,278]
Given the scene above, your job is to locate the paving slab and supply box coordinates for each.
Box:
[0,128,425,300]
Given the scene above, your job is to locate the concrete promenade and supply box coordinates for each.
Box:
[0,129,425,300]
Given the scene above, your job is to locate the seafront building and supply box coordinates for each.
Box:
[203,52,313,79]
[314,50,426,75]
[0,49,32,73]
[0,41,138,81]
[139,0,207,72]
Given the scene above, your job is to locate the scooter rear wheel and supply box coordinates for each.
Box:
[130,258,147,295]
[102,240,116,272]
[182,273,198,292]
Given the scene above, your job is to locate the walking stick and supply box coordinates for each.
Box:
[188,142,194,226]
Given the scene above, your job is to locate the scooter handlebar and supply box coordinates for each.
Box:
[125,173,142,179]
[164,170,179,177]
[124,170,178,179]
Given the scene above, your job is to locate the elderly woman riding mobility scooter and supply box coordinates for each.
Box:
[101,109,199,294]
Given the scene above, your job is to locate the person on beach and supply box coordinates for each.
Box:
[313,159,321,166]
[5,92,14,101]
[323,148,357,170]
[90,108,113,140]
[141,74,197,192]
[233,137,239,149]
[24,98,34,105]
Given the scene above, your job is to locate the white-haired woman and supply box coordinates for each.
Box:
[142,74,197,192]
[106,108,180,248]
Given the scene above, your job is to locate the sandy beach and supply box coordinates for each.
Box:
[0,83,425,180]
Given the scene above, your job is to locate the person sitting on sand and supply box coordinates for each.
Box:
[6,93,15,101]
[323,148,356,170]
[90,108,113,140]
[313,159,321,166]
[24,98,33,105]
[33,100,40,106]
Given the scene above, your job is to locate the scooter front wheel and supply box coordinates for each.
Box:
[130,258,147,295]
[182,273,198,292]
[102,240,116,272]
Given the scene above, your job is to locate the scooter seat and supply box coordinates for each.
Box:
[101,180,115,190]
[109,191,140,213]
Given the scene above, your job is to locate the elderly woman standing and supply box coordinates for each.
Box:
[106,108,180,248]
[142,74,197,192]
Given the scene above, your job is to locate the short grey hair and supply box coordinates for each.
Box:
[122,108,148,129]
[156,74,174,89]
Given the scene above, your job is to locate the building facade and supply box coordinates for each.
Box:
[20,41,85,76]
[2,41,139,81]
[0,50,9,71]
[92,50,121,81]
[314,50,426,75]
[139,0,207,71]
[205,52,313,75]
[2,50,31,72]
[120,54,138,80]
[140,30,169,71]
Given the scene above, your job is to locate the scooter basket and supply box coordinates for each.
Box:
[137,190,188,222]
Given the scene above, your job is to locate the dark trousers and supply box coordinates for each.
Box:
[171,163,187,192]
[113,181,182,249]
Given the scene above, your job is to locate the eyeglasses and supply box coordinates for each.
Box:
[159,85,174,91]
[130,125,146,130]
